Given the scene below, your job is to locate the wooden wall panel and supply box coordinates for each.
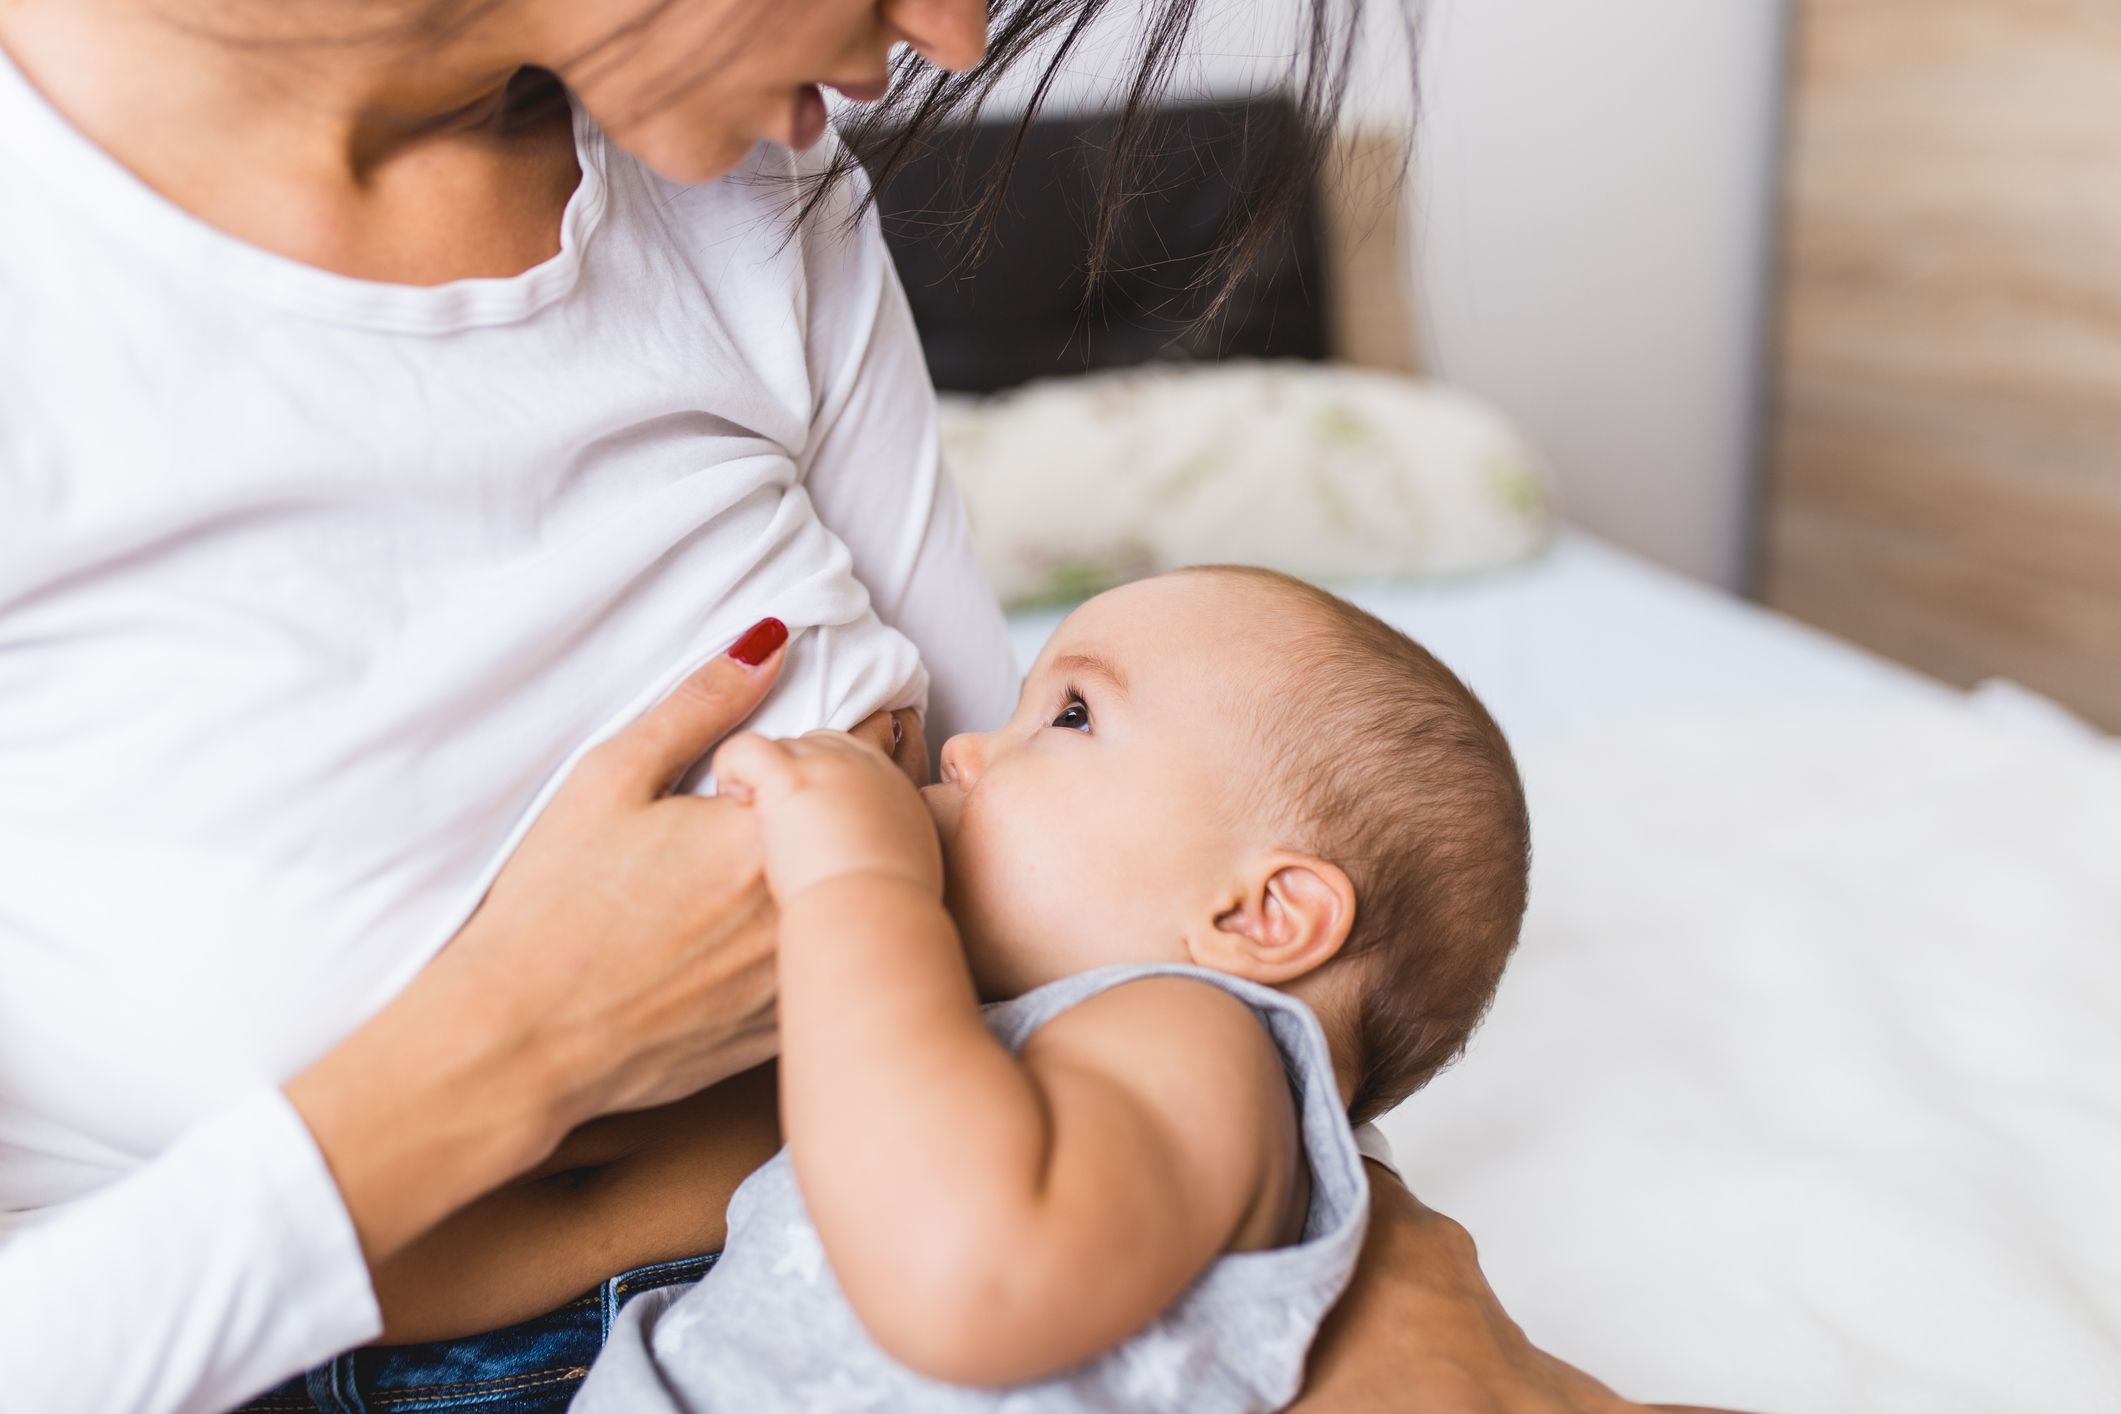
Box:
[1323,130,1423,377]
[1767,0,2121,728]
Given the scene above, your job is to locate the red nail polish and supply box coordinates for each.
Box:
[727,617,787,666]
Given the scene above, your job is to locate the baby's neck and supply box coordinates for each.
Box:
[1282,971,1364,1113]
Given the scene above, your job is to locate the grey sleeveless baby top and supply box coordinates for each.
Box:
[572,962,1371,1414]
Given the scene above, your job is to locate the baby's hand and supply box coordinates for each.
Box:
[712,729,943,902]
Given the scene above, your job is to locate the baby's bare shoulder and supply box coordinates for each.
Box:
[1024,976,1294,1134]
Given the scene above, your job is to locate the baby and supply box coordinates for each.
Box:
[574,565,1531,1414]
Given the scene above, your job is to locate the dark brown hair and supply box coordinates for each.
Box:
[232,0,1415,322]
[803,0,1414,321]
[1187,566,1532,1126]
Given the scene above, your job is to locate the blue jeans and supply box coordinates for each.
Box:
[234,1252,718,1413]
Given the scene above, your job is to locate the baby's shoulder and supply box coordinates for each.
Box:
[1022,974,1297,1126]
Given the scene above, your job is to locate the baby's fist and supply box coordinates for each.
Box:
[711,729,943,901]
[711,731,804,808]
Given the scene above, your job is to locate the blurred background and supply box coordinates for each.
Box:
[859,0,2119,731]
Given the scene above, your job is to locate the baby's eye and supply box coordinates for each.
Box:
[1049,697,1092,733]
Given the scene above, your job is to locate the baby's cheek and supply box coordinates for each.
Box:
[944,789,1103,994]
[937,796,1022,983]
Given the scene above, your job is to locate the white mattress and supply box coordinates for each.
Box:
[1002,534,2121,1414]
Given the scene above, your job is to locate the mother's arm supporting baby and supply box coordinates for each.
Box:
[1292,1177,1756,1414]
[714,729,1300,1388]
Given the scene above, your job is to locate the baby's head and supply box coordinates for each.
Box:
[923,566,1530,1122]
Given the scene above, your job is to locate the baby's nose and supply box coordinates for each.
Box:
[938,731,989,788]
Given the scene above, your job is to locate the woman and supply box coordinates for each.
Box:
[0,1,1668,1410]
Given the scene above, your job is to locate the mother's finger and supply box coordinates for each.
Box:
[847,707,898,757]
[587,617,789,800]
[892,710,929,787]
[849,707,927,785]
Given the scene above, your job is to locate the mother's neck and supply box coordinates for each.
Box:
[0,0,547,178]
[0,0,579,281]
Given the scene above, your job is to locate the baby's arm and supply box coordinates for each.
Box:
[713,731,1301,1388]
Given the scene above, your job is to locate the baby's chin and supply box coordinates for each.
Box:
[931,854,1037,1002]
[945,906,1018,1003]
[917,781,954,834]
[920,794,1108,1000]
[944,884,1109,1004]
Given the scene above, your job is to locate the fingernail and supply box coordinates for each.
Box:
[727,617,788,666]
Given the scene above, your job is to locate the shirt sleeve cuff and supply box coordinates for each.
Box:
[247,1086,387,1358]
[0,1086,384,1414]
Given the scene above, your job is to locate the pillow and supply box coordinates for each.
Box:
[937,360,1556,608]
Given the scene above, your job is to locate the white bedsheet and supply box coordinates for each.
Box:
[1003,534,2121,1413]
[1388,702,2121,1413]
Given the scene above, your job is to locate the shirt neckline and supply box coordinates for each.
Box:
[0,38,610,334]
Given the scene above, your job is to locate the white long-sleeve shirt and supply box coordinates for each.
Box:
[0,41,1016,1414]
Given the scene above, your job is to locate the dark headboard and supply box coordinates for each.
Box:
[854,98,1331,394]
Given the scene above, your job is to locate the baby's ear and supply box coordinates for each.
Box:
[1192,852,1356,985]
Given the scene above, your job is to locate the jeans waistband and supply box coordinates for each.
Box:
[235,1250,719,1414]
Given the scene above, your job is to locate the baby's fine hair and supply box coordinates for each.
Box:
[1181,566,1532,1126]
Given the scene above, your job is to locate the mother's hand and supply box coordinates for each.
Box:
[1293,1167,1641,1414]
[286,627,922,1268]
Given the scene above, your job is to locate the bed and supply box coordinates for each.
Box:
[877,103,2121,1413]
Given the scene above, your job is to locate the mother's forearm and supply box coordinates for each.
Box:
[285,929,579,1266]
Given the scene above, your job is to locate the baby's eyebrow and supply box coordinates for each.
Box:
[1047,650,1132,703]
